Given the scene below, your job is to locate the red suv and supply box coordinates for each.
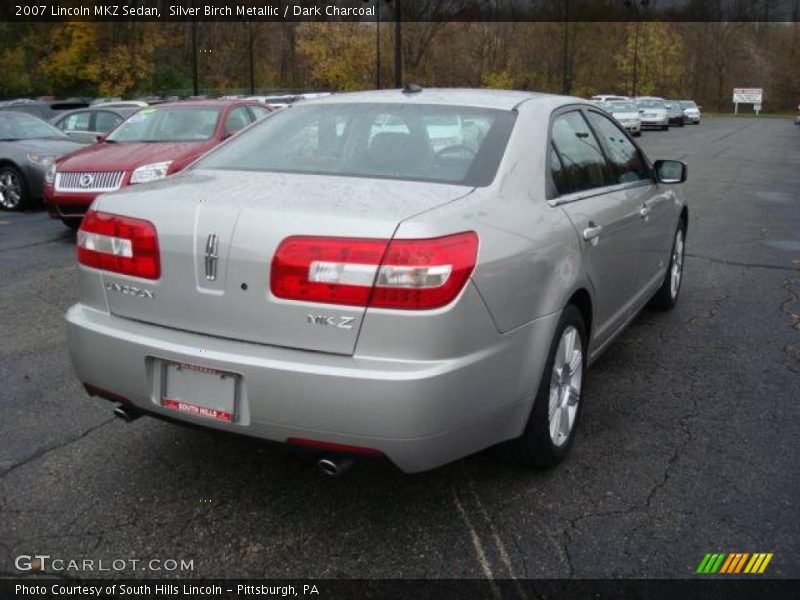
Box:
[45,99,272,228]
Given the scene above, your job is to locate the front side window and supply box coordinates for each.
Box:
[586,112,651,184]
[550,111,611,195]
[197,103,517,187]
[107,107,221,142]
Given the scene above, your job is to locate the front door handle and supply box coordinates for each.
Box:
[582,223,603,242]
[639,205,651,219]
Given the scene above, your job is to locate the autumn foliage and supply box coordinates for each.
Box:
[1,20,798,110]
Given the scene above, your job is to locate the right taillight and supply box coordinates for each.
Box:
[77,210,160,280]
[271,231,478,310]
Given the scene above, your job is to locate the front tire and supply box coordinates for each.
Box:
[649,223,686,311]
[0,165,30,211]
[495,305,587,469]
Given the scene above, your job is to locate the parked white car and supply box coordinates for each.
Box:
[603,100,642,136]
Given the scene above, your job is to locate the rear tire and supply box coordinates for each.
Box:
[0,165,30,211]
[495,305,587,469]
[649,222,686,311]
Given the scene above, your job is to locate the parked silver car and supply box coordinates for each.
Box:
[635,96,669,130]
[680,100,701,124]
[0,112,83,210]
[66,89,688,474]
[50,106,140,143]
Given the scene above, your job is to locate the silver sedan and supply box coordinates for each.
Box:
[66,89,688,474]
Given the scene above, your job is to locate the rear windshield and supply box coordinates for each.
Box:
[106,106,221,142]
[637,99,665,109]
[0,112,66,140]
[606,101,638,112]
[196,103,517,187]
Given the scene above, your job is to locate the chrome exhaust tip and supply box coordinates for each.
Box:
[317,456,353,476]
[113,405,141,423]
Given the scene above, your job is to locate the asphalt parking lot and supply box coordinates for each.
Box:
[1,117,798,580]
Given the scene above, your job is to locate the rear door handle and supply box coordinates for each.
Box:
[582,223,603,242]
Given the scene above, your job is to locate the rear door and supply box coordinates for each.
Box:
[549,109,646,348]
[583,109,672,299]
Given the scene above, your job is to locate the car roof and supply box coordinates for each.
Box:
[140,99,257,109]
[302,88,566,111]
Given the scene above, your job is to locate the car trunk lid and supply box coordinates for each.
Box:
[94,169,474,355]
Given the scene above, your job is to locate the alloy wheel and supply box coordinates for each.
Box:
[548,325,583,447]
[0,171,23,209]
[670,229,685,298]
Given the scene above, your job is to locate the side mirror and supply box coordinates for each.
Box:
[96,134,106,143]
[654,159,687,184]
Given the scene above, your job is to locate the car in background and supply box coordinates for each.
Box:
[0,98,90,121]
[0,112,83,210]
[591,95,629,103]
[794,103,799,126]
[50,106,141,144]
[679,100,701,124]
[66,89,689,474]
[602,99,642,136]
[0,99,59,121]
[665,101,686,127]
[45,100,273,227]
[635,97,669,131]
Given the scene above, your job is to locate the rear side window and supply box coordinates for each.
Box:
[249,105,271,120]
[586,112,651,184]
[94,111,122,132]
[550,111,611,194]
[224,106,252,135]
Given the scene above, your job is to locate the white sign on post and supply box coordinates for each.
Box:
[733,88,763,115]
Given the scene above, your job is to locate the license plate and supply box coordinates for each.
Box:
[161,362,236,422]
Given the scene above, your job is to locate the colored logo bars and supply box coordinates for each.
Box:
[696,553,773,574]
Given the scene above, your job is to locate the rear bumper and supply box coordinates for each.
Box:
[66,304,558,473]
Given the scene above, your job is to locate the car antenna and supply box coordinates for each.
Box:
[402,83,423,95]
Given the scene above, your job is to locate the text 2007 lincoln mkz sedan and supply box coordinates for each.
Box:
[67,89,688,474]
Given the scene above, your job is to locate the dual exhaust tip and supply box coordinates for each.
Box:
[113,404,354,476]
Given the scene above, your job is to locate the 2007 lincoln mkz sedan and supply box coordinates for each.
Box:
[66,89,688,474]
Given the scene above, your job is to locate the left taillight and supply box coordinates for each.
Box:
[77,210,160,280]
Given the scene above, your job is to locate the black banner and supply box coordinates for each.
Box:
[3,0,800,23]
[2,579,800,600]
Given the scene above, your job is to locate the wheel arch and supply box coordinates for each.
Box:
[567,288,593,341]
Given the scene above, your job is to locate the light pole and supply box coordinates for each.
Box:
[191,19,198,96]
[376,0,381,89]
[562,0,571,95]
[247,22,255,95]
[624,0,650,97]
[394,0,402,88]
